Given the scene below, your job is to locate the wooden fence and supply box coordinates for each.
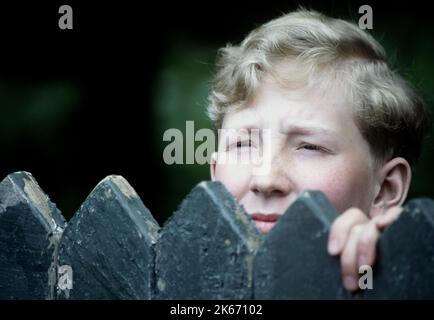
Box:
[0,171,433,299]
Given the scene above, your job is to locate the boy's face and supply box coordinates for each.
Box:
[211,77,380,233]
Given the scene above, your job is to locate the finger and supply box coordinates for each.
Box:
[356,219,380,269]
[328,208,369,255]
[375,206,403,231]
[340,225,364,292]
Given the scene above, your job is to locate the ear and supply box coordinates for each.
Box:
[370,157,412,218]
[210,152,217,181]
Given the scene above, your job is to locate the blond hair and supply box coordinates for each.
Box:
[207,8,431,167]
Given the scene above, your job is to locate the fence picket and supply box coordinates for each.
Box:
[155,181,262,299]
[253,191,351,299]
[58,175,159,299]
[0,172,65,299]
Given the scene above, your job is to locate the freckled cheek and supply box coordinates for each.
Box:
[214,163,252,200]
[306,168,370,213]
[298,168,360,213]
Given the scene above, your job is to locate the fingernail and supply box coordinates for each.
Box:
[343,276,357,291]
[358,254,368,267]
[328,239,339,255]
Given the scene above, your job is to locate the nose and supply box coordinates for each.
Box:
[249,158,292,198]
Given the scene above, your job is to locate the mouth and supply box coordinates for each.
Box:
[251,213,281,233]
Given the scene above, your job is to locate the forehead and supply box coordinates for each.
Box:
[221,77,357,134]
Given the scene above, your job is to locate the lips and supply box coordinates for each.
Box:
[251,213,281,233]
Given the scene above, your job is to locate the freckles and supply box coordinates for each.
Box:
[302,169,353,212]
[314,165,371,212]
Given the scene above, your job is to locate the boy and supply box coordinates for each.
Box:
[208,9,431,292]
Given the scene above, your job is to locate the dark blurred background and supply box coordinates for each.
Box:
[0,0,433,224]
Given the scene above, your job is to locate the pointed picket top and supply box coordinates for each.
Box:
[363,198,434,299]
[0,171,65,299]
[254,191,350,299]
[156,181,262,299]
[58,174,159,299]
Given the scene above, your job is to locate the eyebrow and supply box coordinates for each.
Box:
[222,117,340,140]
[279,117,339,137]
[222,118,260,131]
[282,124,339,138]
[222,124,340,140]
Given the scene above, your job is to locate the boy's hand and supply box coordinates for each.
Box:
[327,206,403,291]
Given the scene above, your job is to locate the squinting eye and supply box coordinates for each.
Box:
[299,144,322,151]
[226,139,252,151]
[236,140,252,148]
